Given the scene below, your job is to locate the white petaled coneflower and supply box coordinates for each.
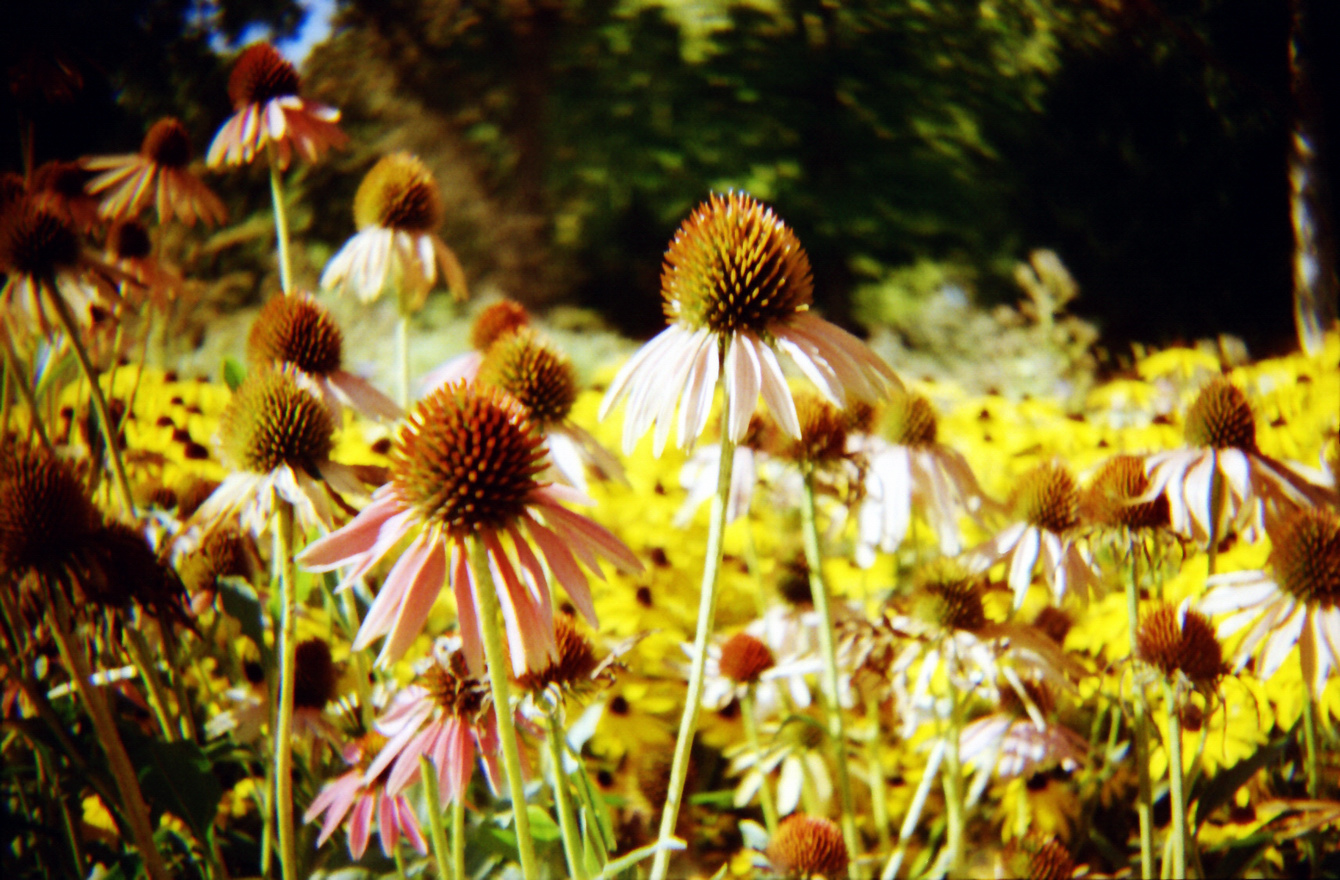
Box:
[321,152,468,310]
[1202,506,1340,697]
[192,366,366,539]
[207,43,347,169]
[84,116,227,226]
[298,381,642,671]
[765,813,849,879]
[694,629,811,719]
[1081,453,1170,532]
[419,298,532,393]
[673,412,778,528]
[1136,601,1226,691]
[1144,377,1336,547]
[853,387,994,566]
[600,191,900,455]
[971,461,1101,608]
[960,680,1087,788]
[246,291,402,421]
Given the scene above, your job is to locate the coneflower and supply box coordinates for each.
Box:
[85,116,227,226]
[765,813,849,879]
[419,297,532,392]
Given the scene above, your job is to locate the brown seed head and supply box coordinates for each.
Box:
[1136,602,1225,686]
[79,522,185,619]
[1032,606,1073,646]
[0,200,80,278]
[1005,835,1078,880]
[247,292,344,376]
[422,651,488,720]
[353,152,442,233]
[470,300,531,351]
[1184,378,1257,452]
[1270,507,1340,607]
[766,813,849,879]
[475,328,578,428]
[1081,454,1169,531]
[776,392,848,465]
[718,631,776,685]
[1011,462,1080,534]
[293,638,338,710]
[228,43,300,109]
[662,192,813,336]
[108,219,152,261]
[392,382,547,535]
[515,614,602,693]
[883,389,938,447]
[912,560,987,633]
[0,444,99,574]
[178,526,255,595]
[220,367,335,475]
[141,117,193,168]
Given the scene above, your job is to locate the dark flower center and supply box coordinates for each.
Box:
[469,299,530,351]
[0,202,80,277]
[913,562,987,633]
[422,652,488,719]
[1184,378,1257,452]
[109,220,152,260]
[883,390,938,447]
[228,43,301,108]
[1136,602,1225,685]
[719,632,776,685]
[247,293,344,376]
[1081,454,1169,531]
[475,329,578,428]
[293,638,338,710]
[0,444,100,574]
[766,814,849,879]
[777,392,848,464]
[141,118,193,168]
[1012,462,1079,534]
[353,152,442,233]
[221,368,335,474]
[1271,507,1340,607]
[515,615,601,693]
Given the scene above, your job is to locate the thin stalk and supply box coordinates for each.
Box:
[266,144,293,295]
[1206,453,1222,577]
[1124,540,1155,879]
[272,501,299,880]
[468,537,539,880]
[941,682,966,878]
[44,281,136,517]
[421,754,456,880]
[865,696,893,855]
[650,399,736,880]
[800,470,861,875]
[122,627,178,743]
[4,319,52,449]
[49,592,168,880]
[545,707,590,880]
[1162,682,1187,880]
[452,793,466,880]
[739,687,779,836]
[883,738,946,880]
[1302,673,1320,879]
[397,312,411,408]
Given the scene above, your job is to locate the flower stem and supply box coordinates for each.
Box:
[266,144,293,295]
[44,281,136,518]
[421,754,457,880]
[1162,681,1188,880]
[650,402,736,880]
[122,627,179,743]
[2,330,51,449]
[800,470,861,875]
[397,312,411,408]
[272,500,299,880]
[452,793,466,880]
[1206,453,1222,577]
[468,537,540,880]
[941,680,966,878]
[1124,541,1155,879]
[865,696,893,856]
[740,687,779,836]
[545,706,590,880]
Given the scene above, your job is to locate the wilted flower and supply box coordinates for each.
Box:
[84,117,227,226]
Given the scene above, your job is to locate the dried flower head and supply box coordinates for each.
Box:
[1137,601,1226,686]
[913,561,987,633]
[515,614,603,694]
[1081,453,1169,531]
[718,631,776,685]
[354,153,443,234]
[140,117,193,168]
[1184,378,1257,452]
[421,650,490,721]
[228,43,300,107]
[882,388,938,447]
[0,444,100,576]
[178,526,257,597]
[1270,507,1340,607]
[766,813,849,879]
[221,367,335,475]
[247,292,344,376]
[1011,462,1080,534]
[470,300,531,351]
[475,328,578,429]
[775,392,849,466]
[293,638,339,711]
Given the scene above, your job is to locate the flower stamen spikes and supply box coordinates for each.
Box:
[248,292,344,376]
[718,631,776,686]
[1082,454,1170,532]
[221,367,335,475]
[766,813,849,879]
[476,328,579,429]
[1136,601,1226,688]
[1012,461,1080,535]
[1184,378,1257,452]
[1271,507,1340,607]
[883,388,938,447]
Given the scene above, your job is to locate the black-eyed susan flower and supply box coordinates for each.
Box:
[599,191,900,455]
[246,291,402,421]
[1201,506,1340,697]
[298,381,642,671]
[84,117,227,226]
[765,812,848,879]
[193,365,365,538]
[320,152,467,310]
[206,43,347,169]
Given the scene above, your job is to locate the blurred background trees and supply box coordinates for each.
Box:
[5,0,1336,356]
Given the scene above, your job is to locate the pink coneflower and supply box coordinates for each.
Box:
[970,461,1100,609]
[105,219,185,313]
[305,729,429,860]
[420,298,531,394]
[246,291,402,421]
[599,191,899,455]
[206,43,347,169]
[84,117,227,226]
[298,381,642,671]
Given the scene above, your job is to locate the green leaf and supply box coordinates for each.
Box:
[217,576,272,667]
[525,804,563,843]
[222,358,247,392]
[1194,736,1289,830]
[122,731,223,840]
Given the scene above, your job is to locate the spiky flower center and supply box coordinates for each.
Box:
[293,638,338,710]
[228,43,300,108]
[392,383,547,534]
[221,368,335,474]
[247,293,344,376]
[178,526,252,595]
[0,445,99,573]
[778,392,848,465]
[1184,379,1256,452]
[662,191,813,336]
[719,632,776,685]
[141,117,192,168]
[884,389,938,447]
[109,220,152,260]
[353,152,442,233]
[766,814,849,879]
[470,300,530,351]
[1006,836,1078,880]
[1012,462,1079,534]
[1082,454,1168,531]
[516,615,601,693]
[0,202,80,277]
[475,329,578,428]
[422,652,488,719]
[1271,507,1340,607]
[914,562,987,633]
[1136,602,1225,685]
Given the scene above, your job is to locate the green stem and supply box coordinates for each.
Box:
[650,405,736,880]
[452,793,466,880]
[1125,541,1155,879]
[273,501,299,880]
[739,687,779,836]
[122,627,178,743]
[267,145,293,295]
[44,280,136,517]
[800,470,861,875]
[421,754,456,880]
[468,537,539,880]
[1162,681,1188,880]
[865,696,892,855]
[1,331,51,449]
[941,682,966,878]
[397,312,411,408]
[1302,679,1320,799]
[545,707,590,880]
[1206,453,1222,578]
